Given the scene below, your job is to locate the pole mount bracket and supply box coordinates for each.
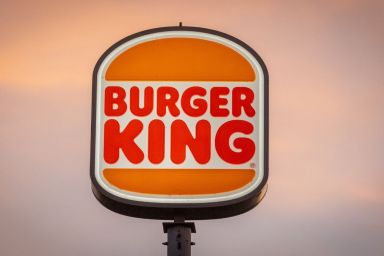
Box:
[162,222,196,233]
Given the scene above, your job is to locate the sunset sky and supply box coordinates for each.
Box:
[1,0,383,255]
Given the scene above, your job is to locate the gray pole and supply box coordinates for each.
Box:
[163,217,196,256]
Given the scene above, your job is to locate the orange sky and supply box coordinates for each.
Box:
[1,0,383,255]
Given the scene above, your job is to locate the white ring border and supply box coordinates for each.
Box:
[94,31,265,204]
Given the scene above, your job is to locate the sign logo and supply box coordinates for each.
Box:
[91,27,269,219]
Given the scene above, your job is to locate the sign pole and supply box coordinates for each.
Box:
[163,217,196,256]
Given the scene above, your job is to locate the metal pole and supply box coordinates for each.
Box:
[163,217,196,256]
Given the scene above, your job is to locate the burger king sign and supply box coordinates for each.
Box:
[90,26,269,219]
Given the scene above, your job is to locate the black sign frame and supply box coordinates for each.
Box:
[90,26,269,220]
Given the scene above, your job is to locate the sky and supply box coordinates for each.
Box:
[0,0,383,255]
